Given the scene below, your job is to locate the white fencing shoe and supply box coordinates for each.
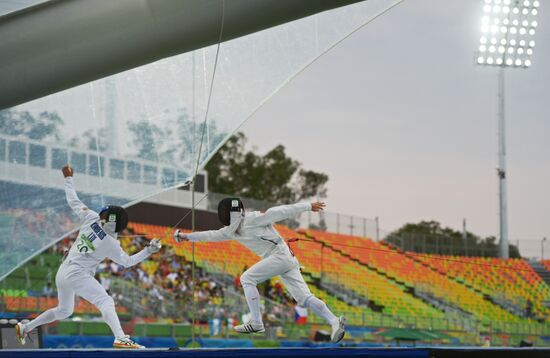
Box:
[113,335,145,349]
[15,322,28,345]
[330,316,346,343]
[234,321,265,334]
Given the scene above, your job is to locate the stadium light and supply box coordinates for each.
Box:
[474,0,540,259]
[476,0,539,68]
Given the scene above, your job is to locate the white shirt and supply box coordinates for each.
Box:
[187,202,311,258]
[64,177,151,271]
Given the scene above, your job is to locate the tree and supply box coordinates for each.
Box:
[81,127,110,152]
[205,132,329,204]
[295,169,328,201]
[127,110,227,167]
[385,220,521,258]
[127,121,169,161]
[172,110,227,164]
[0,109,64,141]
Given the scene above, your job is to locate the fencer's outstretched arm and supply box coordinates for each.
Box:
[62,165,98,223]
[107,239,161,268]
[245,202,322,227]
[175,212,243,243]
[183,227,233,243]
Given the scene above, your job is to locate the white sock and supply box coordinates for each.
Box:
[25,309,57,332]
[100,305,125,338]
[243,285,263,325]
[306,296,338,325]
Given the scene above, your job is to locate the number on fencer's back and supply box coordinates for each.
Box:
[76,222,108,254]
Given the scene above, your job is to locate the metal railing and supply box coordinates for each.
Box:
[206,192,383,240]
[0,132,203,190]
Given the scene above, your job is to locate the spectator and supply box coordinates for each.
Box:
[99,273,111,292]
[526,300,533,319]
[43,282,54,298]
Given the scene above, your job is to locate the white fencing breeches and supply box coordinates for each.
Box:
[240,247,314,306]
[239,246,338,325]
[26,262,125,338]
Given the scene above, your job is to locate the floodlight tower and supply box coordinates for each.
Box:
[475,0,539,259]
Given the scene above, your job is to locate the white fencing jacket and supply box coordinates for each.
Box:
[187,202,311,258]
[63,177,151,272]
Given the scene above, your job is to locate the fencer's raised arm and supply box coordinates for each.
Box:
[64,176,99,224]
[64,176,85,213]
[246,202,312,227]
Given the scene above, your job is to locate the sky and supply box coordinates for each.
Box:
[239,0,550,258]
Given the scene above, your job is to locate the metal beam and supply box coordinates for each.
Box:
[0,0,364,110]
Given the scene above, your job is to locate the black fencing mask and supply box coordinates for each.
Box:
[99,205,129,233]
[217,198,244,226]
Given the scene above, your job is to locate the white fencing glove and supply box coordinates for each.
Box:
[174,229,189,243]
[146,238,162,254]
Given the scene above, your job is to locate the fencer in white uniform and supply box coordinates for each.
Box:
[174,198,345,343]
[15,165,161,349]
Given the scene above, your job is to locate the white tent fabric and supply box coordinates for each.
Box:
[0,0,401,280]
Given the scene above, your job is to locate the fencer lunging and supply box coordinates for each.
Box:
[174,198,346,343]
[15,165,162,349]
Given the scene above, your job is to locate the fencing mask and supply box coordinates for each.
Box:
[99,205,129,234]
[217,198,244,226]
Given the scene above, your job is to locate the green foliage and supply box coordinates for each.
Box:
[296,169,328,200]
[385,220,521,258]
[127,121,167,161]
[80,127,110,152]
[0,109,64,141]
[172,111,226,163]
[127,110,227,166]
[205,132,328,203]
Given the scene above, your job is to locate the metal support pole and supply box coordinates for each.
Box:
[190,50,197,343]
[191,180,196,343]
[463,218,468,256]
[375,216,379,242]
[105,78,119,156]
[320,243,324,285]
[542,237,547,261]
[497,67,509,259]
[423,235,426,253]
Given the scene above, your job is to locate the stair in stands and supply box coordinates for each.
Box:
[301,270,376,311]
[528,260,550,310]
[397,245,531,320]
[529,260,550,287]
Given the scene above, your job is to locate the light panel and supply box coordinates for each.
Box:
[476,0,539,68]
